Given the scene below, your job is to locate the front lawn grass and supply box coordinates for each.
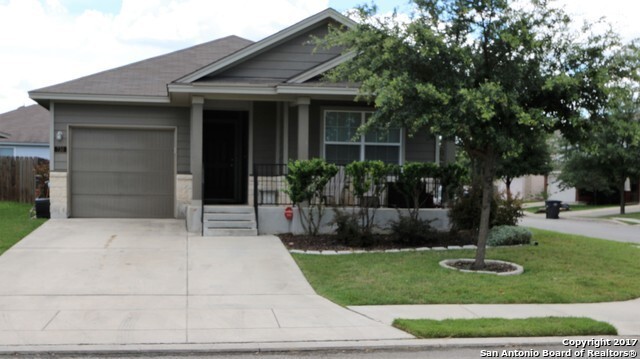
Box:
[292,228,640,305]
[0,201,46,255]
[392,317,617,338]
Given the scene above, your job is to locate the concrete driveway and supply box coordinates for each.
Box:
[0,219,410,347]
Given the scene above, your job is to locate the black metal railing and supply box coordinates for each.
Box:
[252,163,442,209]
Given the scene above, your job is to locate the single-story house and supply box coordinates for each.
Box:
[0,105,50,159]
[29,8,453,235]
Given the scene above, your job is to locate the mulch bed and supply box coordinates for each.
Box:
[279,231,477,251]
[447,260,517,273]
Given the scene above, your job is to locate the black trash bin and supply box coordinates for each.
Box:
[35,198,50,219]
[545,200,561,219]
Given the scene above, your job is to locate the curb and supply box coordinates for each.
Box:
[0,336,629,355]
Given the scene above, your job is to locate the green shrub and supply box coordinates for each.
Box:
[449,188,496,232]
[332,209,373,247]
[449,189,523,232]
[487,225,532,246]
[393,162,440,219]
[493,192,524,226]
[345,160,390,234]
[284,159,338,236]
[389,215,436,246]
[439,162,468,207]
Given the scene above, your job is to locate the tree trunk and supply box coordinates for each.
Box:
[505,177,512,201]
[473,155,496,270]
[619,182,626,215]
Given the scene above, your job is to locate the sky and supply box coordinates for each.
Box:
[0,0,639,113]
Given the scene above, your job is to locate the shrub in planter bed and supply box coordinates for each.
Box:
[487,225,532,246]
[389,215,436,246]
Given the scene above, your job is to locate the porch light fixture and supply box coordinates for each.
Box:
[56,131,63,141]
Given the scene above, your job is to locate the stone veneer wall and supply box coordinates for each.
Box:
[49,172,69,219]
[176,174,192,219]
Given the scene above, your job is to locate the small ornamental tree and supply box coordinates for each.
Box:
[345,160,390,234]
[319,0,613,269]
[394,162,440,220]
[284,159,338,236]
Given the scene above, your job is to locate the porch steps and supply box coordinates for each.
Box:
[203,206,257,236]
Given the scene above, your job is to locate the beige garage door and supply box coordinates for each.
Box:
[70,127,175,218]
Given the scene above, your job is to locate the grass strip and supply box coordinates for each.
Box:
[0,201,47,255]
[605,212,640,220]
[524,204,615,214]
[392,317,617,338]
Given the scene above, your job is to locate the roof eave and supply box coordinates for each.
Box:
[0,141,49,147]
[286,51,356,84]
[28,92,171,105]
[168,83,359,97]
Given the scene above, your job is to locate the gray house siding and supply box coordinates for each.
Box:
[54,104,190,173]
[405,131,437,163]
[205,23,342,83]
[252,101,277,164]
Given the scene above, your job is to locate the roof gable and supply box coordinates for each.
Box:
[177,8,355,84]
[0,105,50,144]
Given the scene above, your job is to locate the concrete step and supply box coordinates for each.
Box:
[202,205,258,237]
[203,228,258,237]
[204,206,254,214]
[204,220,256,229]
[203,212,255,221]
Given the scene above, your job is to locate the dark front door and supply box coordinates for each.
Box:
[203,111,248,204]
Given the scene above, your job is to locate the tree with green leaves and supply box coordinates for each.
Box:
[558,41,640,214]
[320,0,612,269]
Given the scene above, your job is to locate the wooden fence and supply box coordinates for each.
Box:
[0,157,49,204]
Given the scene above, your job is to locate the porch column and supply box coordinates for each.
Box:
[190,96,204,201]
[187,96,204,233]
[296,97,310,160]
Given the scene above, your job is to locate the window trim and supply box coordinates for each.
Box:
[321,109,404,164]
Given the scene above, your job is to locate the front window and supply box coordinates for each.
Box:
[324,110,401,165]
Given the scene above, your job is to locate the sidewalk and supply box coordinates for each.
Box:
[350,298,640,336]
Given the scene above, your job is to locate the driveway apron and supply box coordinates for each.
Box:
[0,219,410,347]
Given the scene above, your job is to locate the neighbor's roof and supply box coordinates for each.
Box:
[0,105,50,144]
[30,35,253,100]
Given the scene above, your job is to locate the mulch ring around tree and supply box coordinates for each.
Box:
[278,231,477,252]
[439,258,524,276]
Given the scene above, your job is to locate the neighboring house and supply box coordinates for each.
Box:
[29,8,453,233]
[0,105,50,159]
[496,173,577,203]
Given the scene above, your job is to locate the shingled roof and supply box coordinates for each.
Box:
[0,105,50,144]
[30,35,253,99]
